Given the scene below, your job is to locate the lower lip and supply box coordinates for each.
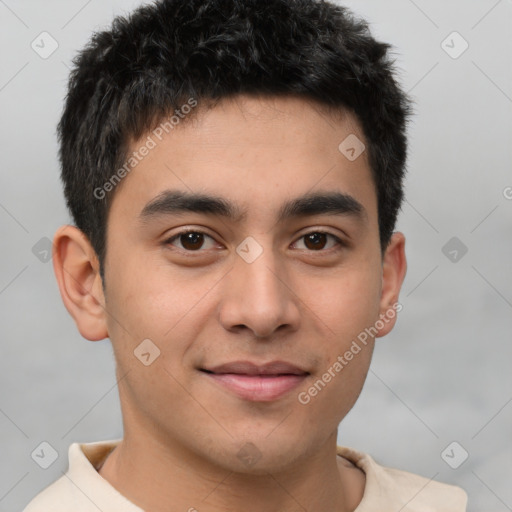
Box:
[203,372,308,402]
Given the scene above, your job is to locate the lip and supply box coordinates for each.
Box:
[204,360,308,376]
[200,360,310,402]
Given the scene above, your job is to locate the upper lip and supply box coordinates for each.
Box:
[201,360,309,376]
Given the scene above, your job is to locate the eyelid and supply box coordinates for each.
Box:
[164,228,219,251]
[291,229,346,251]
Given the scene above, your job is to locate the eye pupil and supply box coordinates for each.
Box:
[181,232,204,250]
[304,232,327,250]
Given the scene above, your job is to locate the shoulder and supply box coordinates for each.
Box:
[337,445,468,511]
[22,474,78,512]
[22,439,132,512]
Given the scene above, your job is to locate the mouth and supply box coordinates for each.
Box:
[199,361,310,402]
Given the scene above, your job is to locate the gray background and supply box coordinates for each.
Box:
[1,0,511,510]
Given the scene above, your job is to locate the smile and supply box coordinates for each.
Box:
[201,371,308,402]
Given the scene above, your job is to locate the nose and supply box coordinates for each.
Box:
[217,244,301,339]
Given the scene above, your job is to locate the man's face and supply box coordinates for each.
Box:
[101,94,393,472]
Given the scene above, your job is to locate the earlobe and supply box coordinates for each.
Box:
[375,231,407,338]
[52,225,108,341]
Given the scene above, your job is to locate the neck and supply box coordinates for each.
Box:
[98,428,365,512]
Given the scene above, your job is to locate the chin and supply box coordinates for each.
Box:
[204,434,308,475]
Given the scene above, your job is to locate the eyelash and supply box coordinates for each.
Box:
[164,229,346,253]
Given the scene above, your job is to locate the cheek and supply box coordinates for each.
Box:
[297,337,374,429]
[103,263,211,426]
[292,263,380,411]
[299,262,382,345]
[105,250,211,338]
[104,255,227,384]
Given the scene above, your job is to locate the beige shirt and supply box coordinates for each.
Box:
[23,439,468,511]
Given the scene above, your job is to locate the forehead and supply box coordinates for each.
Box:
[174,94,364,148]
[108,94,377,228]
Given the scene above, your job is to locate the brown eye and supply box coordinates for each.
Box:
[180,232,204,250]
[166,231,217,251]
[294,231,343,251]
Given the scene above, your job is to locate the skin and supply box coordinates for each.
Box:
[53,94,407,512]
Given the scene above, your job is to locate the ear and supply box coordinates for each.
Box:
[52,225,108,341]
[375,231,407,338]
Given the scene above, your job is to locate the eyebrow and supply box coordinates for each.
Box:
[139,189,368,225]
